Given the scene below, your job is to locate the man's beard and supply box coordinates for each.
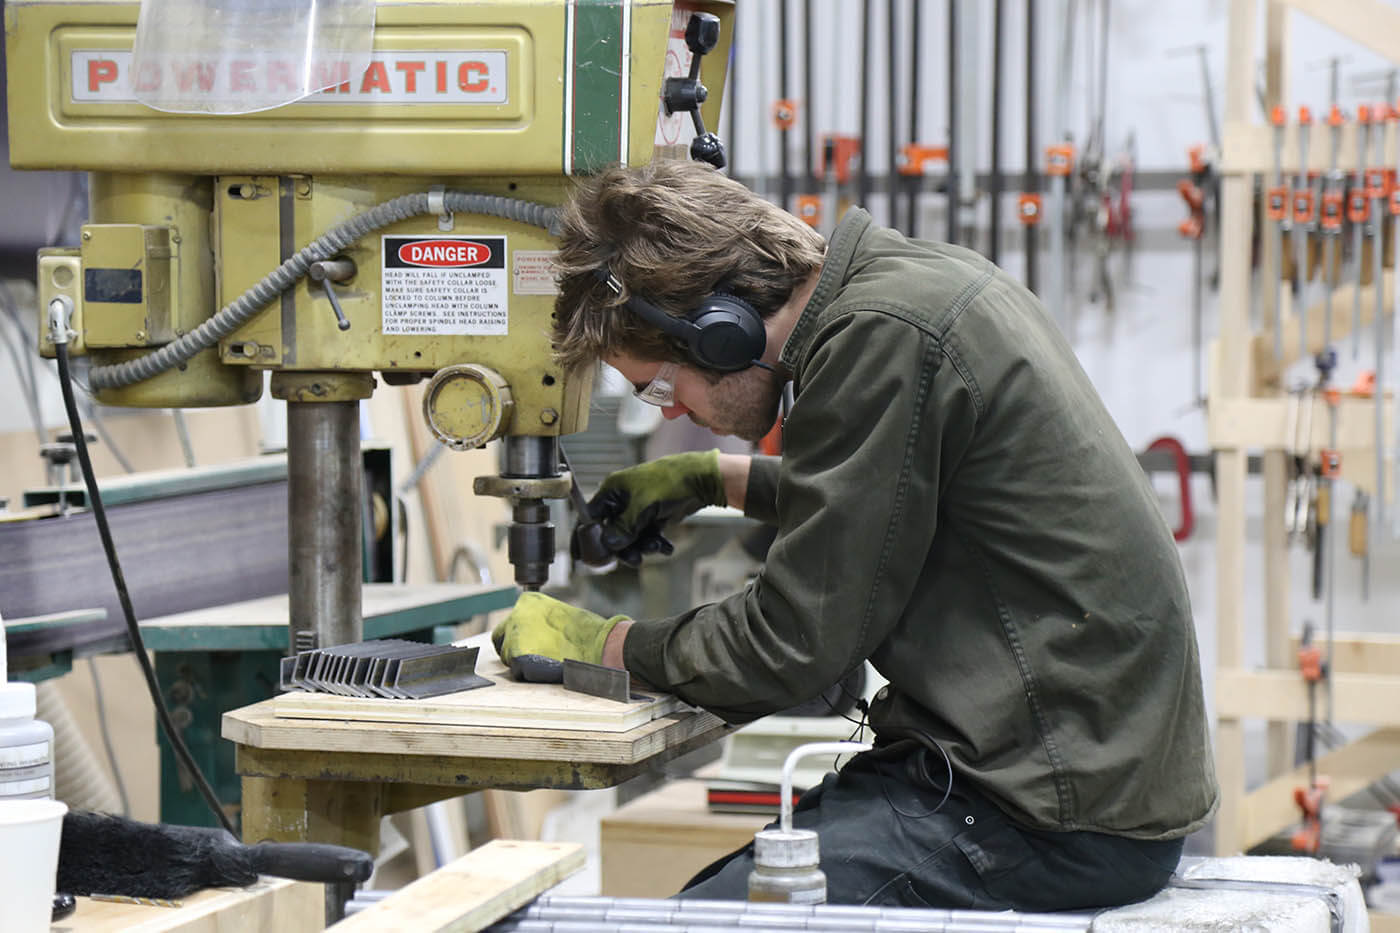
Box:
[691,364,786,442]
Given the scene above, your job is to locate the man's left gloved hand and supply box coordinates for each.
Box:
[491,591,627,682]
[577,450,727,566]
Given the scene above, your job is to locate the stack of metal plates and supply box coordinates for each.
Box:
[279,639,490,699]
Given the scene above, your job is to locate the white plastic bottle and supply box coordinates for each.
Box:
[0,616,55,800]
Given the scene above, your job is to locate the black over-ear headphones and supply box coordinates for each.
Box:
[592,266,766,373]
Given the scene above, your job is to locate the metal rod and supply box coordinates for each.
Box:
[1048,0,1075,325]
[858,0,873,209]
[1025,0,1038,290]
[989,0,1004,261]
[945,0,958,243]
[287,400,364,651]
[724,33,737,176]
[1352,113,1370,361]
[907,0,923,239]
[779,0,792,212]
[889,0,902,231]
[1293,113,1312,364]
[1375,117,1388,531]
[802,0,814,195]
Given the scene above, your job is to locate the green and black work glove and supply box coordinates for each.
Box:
[574,450,727,567]
[491,591,627,682]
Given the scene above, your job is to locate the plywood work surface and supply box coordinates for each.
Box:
[271,633,687,733]
[329,840,583,933]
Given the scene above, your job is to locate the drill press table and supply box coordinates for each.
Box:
[222,640,730,852]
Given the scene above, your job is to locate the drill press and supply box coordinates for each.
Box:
[7,0,734,651]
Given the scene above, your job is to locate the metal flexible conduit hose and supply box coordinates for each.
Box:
[89,192,560,391]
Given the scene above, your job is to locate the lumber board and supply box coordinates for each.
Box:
[63,879,322,933]
[271,634,685,733]
[1208,394,1394,453]
[1224,118,1397,175]
[1283,0,1400,66]
[1289,632,1400,675]
[1216,669,1400,724]
[329,840,583,933]
[1212,0,1260,858]
[1242,728,1400,850]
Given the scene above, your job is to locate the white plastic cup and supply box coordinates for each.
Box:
[0,798,67,932]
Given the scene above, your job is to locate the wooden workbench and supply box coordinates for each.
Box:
[224,687,730,853]
[55,878,323,932]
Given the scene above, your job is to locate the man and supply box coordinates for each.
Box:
[492,159,1217,910]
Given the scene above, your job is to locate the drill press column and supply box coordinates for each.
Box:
[274,372,374,651]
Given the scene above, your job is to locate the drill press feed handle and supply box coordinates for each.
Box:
[662,12,727,169]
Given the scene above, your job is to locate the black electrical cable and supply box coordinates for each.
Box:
[54,342,237,836]
[821,682,954,822]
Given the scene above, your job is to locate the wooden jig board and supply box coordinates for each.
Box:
[331,840,583,933]
[271,633,688,733]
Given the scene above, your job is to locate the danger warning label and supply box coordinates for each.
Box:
[381,235,507,335]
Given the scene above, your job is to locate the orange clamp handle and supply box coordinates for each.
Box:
[1291,188,1316,224]
[1187,144,1209,175]
[1358,105,1372,125]
[896,143,948,177]
[1045,143,1075,177]
[1321,192,1344,230]
[1349,188,1372,223]
[1267,185,1290,221]
[1270,105,1287,127]
[771,99,798,130]
[1017,193,1043,225]
[1178,180,1205,239]
[1367,168,1390,200]
[1298,106,1313,125]
[819,134,863,185]
[794,193,821,228]
[1320,449,1342,479]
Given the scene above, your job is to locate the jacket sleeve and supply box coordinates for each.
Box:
[623,310,980,722]
[742,455,782,525]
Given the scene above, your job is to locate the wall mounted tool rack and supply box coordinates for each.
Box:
[1213,1,1400,894]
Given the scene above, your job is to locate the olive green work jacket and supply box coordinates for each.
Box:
[624,208,1219,840]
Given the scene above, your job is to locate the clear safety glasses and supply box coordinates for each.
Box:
[632,361,679,407]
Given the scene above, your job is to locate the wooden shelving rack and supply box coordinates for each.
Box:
[1212,0,1400,883]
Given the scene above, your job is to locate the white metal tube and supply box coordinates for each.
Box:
[779,741,871,833]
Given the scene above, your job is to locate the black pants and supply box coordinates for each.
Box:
[678,741,1183,911]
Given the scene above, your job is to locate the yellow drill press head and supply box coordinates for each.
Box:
[6,0,734,593]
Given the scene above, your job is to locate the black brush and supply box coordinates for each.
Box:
[58,810,374,898]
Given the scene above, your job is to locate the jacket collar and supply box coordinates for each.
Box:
[779,207,873,374]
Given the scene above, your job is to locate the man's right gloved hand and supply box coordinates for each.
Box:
[575,450,727,566]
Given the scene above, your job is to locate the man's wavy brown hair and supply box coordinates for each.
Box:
[551,160,826,371]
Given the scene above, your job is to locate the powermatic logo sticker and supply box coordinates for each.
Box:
[70,51,508,105]
[381,236,507,336]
